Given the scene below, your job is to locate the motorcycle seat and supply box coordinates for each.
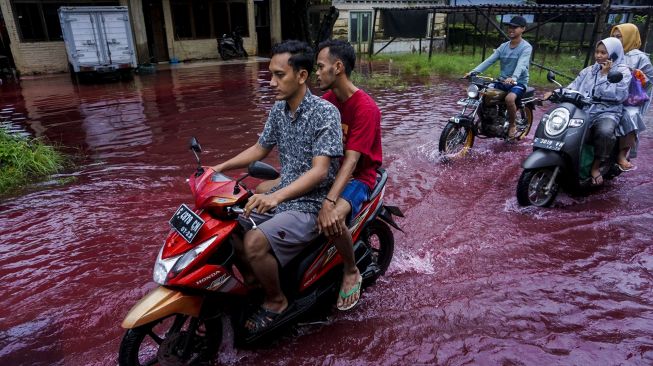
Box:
[522,87,535,99]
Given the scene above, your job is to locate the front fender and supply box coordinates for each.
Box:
[121,286,203,329]
[449,115,474,129]
[521,149,566,170]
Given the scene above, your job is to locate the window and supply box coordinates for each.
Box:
[350,12,371,44]
[12,1,119,42]
[171,0,249,40]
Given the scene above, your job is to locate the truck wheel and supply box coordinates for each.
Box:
[516,168,559,207]
[119,69,134,81]
[68,63,79,85]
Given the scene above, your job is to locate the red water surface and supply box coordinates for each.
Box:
[1,62,653,366]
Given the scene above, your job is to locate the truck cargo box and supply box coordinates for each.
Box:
[58,6,137,81]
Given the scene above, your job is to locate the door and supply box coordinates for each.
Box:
[143,0,168,62]
[349,11,371,53]
[255,0,270,55]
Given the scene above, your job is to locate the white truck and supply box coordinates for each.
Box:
[58,6,137,82]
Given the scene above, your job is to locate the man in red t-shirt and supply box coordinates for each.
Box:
[316,39,382,311]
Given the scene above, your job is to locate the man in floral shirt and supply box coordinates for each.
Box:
[211,40,342,333]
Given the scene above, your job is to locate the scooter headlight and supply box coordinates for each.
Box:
[544,107,570,136]
[153,246,181,285]
[169,236,218,278]
[467,84,479,98]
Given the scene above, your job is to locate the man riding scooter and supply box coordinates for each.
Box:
[464,16,532,140]
[211,40,343,333]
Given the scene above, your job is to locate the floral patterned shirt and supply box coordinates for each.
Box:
[258,89,343,214]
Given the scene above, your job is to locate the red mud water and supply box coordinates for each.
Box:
[1,62,652,366]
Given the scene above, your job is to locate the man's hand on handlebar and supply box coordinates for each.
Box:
[244,193,279,217]
[543,91,553,100]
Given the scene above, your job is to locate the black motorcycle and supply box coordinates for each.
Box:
[218,29,248,60]
[439,73,539,157]
[516,70,624,207]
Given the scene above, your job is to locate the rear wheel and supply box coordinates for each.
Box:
[516,106,533,140]
[362,220,394,285]
[438,122,475,157]
[515,106,534,140]
[118,314,221,366]
[516,168,559,207]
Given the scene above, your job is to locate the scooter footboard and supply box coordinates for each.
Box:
[121,286,203,329]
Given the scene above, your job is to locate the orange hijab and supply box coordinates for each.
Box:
[611,23,641,53]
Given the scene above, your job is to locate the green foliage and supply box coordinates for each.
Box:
[371,50,586,87]
[633,15,648,25]
[0,130,67,194]
[350,71,408,90]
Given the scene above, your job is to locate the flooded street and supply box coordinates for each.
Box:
[1,61,653,365]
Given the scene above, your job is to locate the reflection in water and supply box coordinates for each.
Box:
[0,63,652,365]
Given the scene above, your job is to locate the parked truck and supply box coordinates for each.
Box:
[58,6,137,83]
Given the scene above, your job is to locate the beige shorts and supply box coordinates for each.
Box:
[238,210,318,267]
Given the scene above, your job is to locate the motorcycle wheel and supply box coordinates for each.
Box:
[516,168,559,207]
[515,106,534,140]
[363,220,394,285]
[118,314,221,366]
[438,122,474,157]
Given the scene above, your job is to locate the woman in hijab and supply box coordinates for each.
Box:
[611,23,653,171]
[566,37,632,185]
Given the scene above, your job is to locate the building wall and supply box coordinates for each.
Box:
[0,0,263,75]
[0,0,69,74]
[331,1,447,54]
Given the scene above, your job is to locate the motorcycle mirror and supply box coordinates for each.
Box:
[248,161,280,180]
[546,71,556,83]
[607,70,623,83]
[189,137,202,153]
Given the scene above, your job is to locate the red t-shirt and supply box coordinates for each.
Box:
[322,89,382,189]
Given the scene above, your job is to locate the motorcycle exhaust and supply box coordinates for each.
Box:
[121,286,203,329]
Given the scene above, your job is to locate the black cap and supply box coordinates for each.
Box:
[503,16,527,28]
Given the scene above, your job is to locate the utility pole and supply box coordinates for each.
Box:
[594,0,611,44]
[585,0,611,67]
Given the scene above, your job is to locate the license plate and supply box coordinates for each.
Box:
[533,137,565,151]
[169,204,204,243]
[457,98,479,107]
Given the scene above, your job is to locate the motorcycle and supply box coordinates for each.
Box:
[516,70,624,207]
[118,137,403,365]
[439,73,539,157]
[217,29,248,61]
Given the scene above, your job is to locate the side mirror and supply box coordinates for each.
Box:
[248,161,280,180]
[607,70,623,84]
[189,137,202,153]
[546,71,556,83]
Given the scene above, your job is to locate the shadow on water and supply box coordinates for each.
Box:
[1,61,653,365]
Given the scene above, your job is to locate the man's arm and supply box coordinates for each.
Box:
[317,150,360,235]
[510,45,532,82]
[471,46,501,74]
[244,155,331,216]
[212,143,270,172]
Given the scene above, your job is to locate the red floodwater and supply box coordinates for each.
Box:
[1,61,652,366]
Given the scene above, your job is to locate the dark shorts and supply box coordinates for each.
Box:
[491,82,526,98]
[341,179,371,224]
[238,210,318,267]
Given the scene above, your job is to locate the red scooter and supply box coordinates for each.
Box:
[118,138,403,365]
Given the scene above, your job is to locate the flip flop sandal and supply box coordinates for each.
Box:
[337,275,362,311]
[244,306,284,334]
[617,162,637,172]
[590,174,604,187]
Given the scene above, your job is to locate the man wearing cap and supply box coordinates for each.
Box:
[465,16,532,139]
